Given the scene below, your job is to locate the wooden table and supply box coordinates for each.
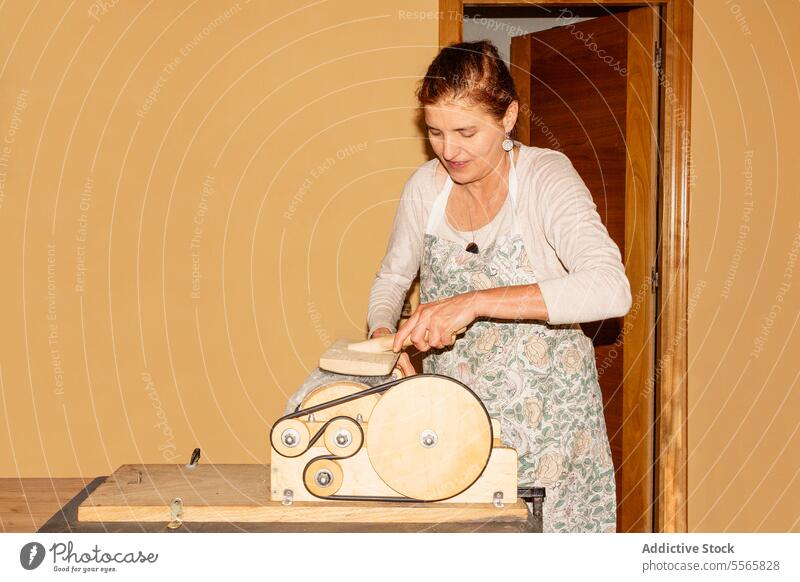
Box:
[0,477,90,532]
[19,464,544,533]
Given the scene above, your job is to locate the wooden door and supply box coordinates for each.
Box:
[510,7,659,532]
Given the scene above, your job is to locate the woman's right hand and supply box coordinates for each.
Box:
[370,327,417,377]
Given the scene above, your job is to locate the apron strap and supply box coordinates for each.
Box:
[424,175,454,234]
[425,148,519,236]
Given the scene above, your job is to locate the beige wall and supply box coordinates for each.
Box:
[688,1,799,532]
[0,0,797,532]
[0,0,437,478]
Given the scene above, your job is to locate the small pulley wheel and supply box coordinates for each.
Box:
[323,417,363,457]
[271,419,310,458]
[304,458,343,497]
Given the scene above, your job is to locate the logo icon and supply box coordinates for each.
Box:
[20,542,46,570]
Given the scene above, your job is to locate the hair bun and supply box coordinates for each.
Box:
[416,40,518,122]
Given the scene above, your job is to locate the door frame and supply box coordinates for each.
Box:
[438,0,692,533]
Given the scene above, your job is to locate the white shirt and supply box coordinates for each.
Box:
[367,144,632,334]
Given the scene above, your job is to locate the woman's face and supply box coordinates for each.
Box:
[423,96,517,185]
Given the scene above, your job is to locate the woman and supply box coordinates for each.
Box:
[367,41,631,533]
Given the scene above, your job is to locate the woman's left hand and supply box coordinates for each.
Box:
[392,291,482,353]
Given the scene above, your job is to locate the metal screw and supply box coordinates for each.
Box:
[419,429,438,448]
[493,491,504,509]
[334,429,352,447]
[281,428,300,448]
[315,469,333,487]
[167,497,183,529]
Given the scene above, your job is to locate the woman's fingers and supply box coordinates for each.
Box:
[371,329,416,375]
[392,300,465,353]
[392,312,419,352]
[395,304,459,352]
[444,329,457,347]
[370,327,392,339]
[409,321,431,352]
[426,324,440,348]
[394,352,416,376]
[429,325,455,349]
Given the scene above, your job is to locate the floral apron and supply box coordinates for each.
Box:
[420,149,617,533]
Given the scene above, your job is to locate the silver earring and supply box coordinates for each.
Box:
[502,133,514,152]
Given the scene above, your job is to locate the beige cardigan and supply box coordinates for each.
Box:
[367,144,632,334]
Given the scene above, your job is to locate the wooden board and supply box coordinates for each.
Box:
[0,477,90,532]
[77,464,528,524]
[319,338,400,376]
[270,446,518,504]
[37,476,542,532]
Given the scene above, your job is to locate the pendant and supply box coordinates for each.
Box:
[466,242,479,254]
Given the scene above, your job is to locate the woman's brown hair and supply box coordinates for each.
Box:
[416,40,519,123]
